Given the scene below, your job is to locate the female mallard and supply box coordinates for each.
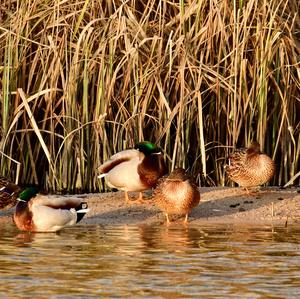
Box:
[98,141,167,203]
[13,188,89,232]
[225,141,275,191]
[0,176,20,210]
[153,168,200,224]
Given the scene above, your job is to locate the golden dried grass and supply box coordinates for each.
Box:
[0,0,299,192]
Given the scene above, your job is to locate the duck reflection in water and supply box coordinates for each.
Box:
[138,224,206,251]
[13,231,63,247]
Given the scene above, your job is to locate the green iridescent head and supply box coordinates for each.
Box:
[19,187,39,202]
[135,141,161,155]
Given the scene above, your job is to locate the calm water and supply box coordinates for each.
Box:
[0,222,300,298]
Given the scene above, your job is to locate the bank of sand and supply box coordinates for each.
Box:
[1,187,299,227]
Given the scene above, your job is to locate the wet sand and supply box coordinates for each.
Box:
[2,187,299,227]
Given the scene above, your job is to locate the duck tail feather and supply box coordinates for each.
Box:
[76,208,89,223]
[98,173,107,179]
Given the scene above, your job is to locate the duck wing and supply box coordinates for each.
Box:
[32,196,84,209]
[98,149,140,174]
[31,205,78,232]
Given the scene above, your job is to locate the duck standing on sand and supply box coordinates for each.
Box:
[0,177,20,210]
[224,141,275,192]
[153,168,200,224]
[98,141,167,204]
[13,187,89,232]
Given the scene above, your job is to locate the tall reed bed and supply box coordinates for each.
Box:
[0,0,299,192]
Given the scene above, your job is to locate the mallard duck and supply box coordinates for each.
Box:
[224,141,275,191]
[13,187,89,232]
[0,176,20,210]
[153,168,201,224]
[98,141,167,203]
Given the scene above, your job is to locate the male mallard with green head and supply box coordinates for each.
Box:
[98,141,167,203]
[0,177,20,210]
[224,142,275,192]
[13,187,89,232]
[153,168,200,224]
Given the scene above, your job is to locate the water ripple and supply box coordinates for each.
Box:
[0,223,300,298]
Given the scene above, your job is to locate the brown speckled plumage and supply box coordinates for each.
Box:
[225,142,275,188]
[153,168,200,223]
[0,177,20,210]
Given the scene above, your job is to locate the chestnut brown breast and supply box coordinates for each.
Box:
[137,154,167,188]
[13,202,35,231]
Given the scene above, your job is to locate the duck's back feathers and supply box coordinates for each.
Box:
[225,142,275,187]
[100,152,146,191]
[31,205,77,232]
[31,196,85,209]
[154,168,200,216]
[0,177,20,210]
[98,149,140,174]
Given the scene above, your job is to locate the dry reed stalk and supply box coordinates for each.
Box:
[0,0,299,192]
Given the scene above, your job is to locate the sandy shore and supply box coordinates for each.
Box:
[2,187,299,227]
